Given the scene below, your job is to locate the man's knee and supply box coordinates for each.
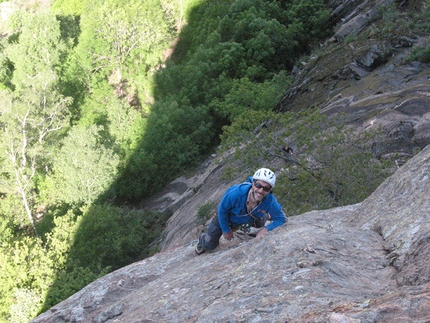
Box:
[200,232,219,250]
[200,217,223,250]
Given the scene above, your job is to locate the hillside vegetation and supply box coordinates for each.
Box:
[0,0,429,321]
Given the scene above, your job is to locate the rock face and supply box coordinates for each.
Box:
[278,0,430,163]
[31,145,430,323]
[142,0,430,253]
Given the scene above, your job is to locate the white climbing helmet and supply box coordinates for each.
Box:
[253,168,276,188]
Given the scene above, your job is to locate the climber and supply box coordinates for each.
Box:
[195,167,287,255]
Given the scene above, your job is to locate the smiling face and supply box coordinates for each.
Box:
[251,180,272,201]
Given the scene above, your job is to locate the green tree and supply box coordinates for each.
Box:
[214,72,291,121]
[69,204,165,270]
[39,208,105,312]
[0,207,104,321]
[135,98,214,194]
[0,38,13,89]
[51,124,120,205]
[52,0,85,15]
[73,0,175,104]
[60,0,180,204]
[0,11,72,232]
[0,236,53,323]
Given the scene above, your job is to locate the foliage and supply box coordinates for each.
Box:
[41,265,105,313]
[197,201,216,218]
[69,204,169,270]
[0,207,103,321]
[376,1,430,39]
[404,1,430,33]
[0,188,27,230]
[58,0,181,203]
[71,0,176,106]
[0,11,72,232]
[0,236,54,323]
[50,124,120,205]
[76,87,148,162]
[373,2,430,63]
[132,99,215,195]
[0,39,13,89]
[117,0,330,201]
[52,0,85,15]
[215,72,292,121]
[9,288,42,323]
[407,38,430,63]
[39,208,108,311]
[220,109,394,216]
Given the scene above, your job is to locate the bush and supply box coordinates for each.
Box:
[408,44,430,63]
[0,236,55,323]
[197,202,216,219]
[220,109,395,215]
[69,204,168,270]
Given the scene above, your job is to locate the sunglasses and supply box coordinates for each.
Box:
[254,182,271,192]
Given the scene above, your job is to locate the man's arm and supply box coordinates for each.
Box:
[256,227,268,238]
[265,197,287,231]
[217,192,234,234]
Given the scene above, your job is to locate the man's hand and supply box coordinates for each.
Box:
[256,227,268,238]
[223,231,234,241]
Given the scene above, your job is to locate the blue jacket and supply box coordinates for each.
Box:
[217,177,287,233]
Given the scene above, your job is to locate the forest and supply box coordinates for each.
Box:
[1,0,429,321]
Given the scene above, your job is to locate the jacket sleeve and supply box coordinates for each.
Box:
[265,196,287,231]
[217,188,235,233]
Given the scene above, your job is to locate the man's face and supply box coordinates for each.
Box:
[252,180,272,201]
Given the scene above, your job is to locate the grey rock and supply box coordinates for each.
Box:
[356,43,392,69]
[331,0,395,42]
[279,41,430,162]
[31,145,430,323]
